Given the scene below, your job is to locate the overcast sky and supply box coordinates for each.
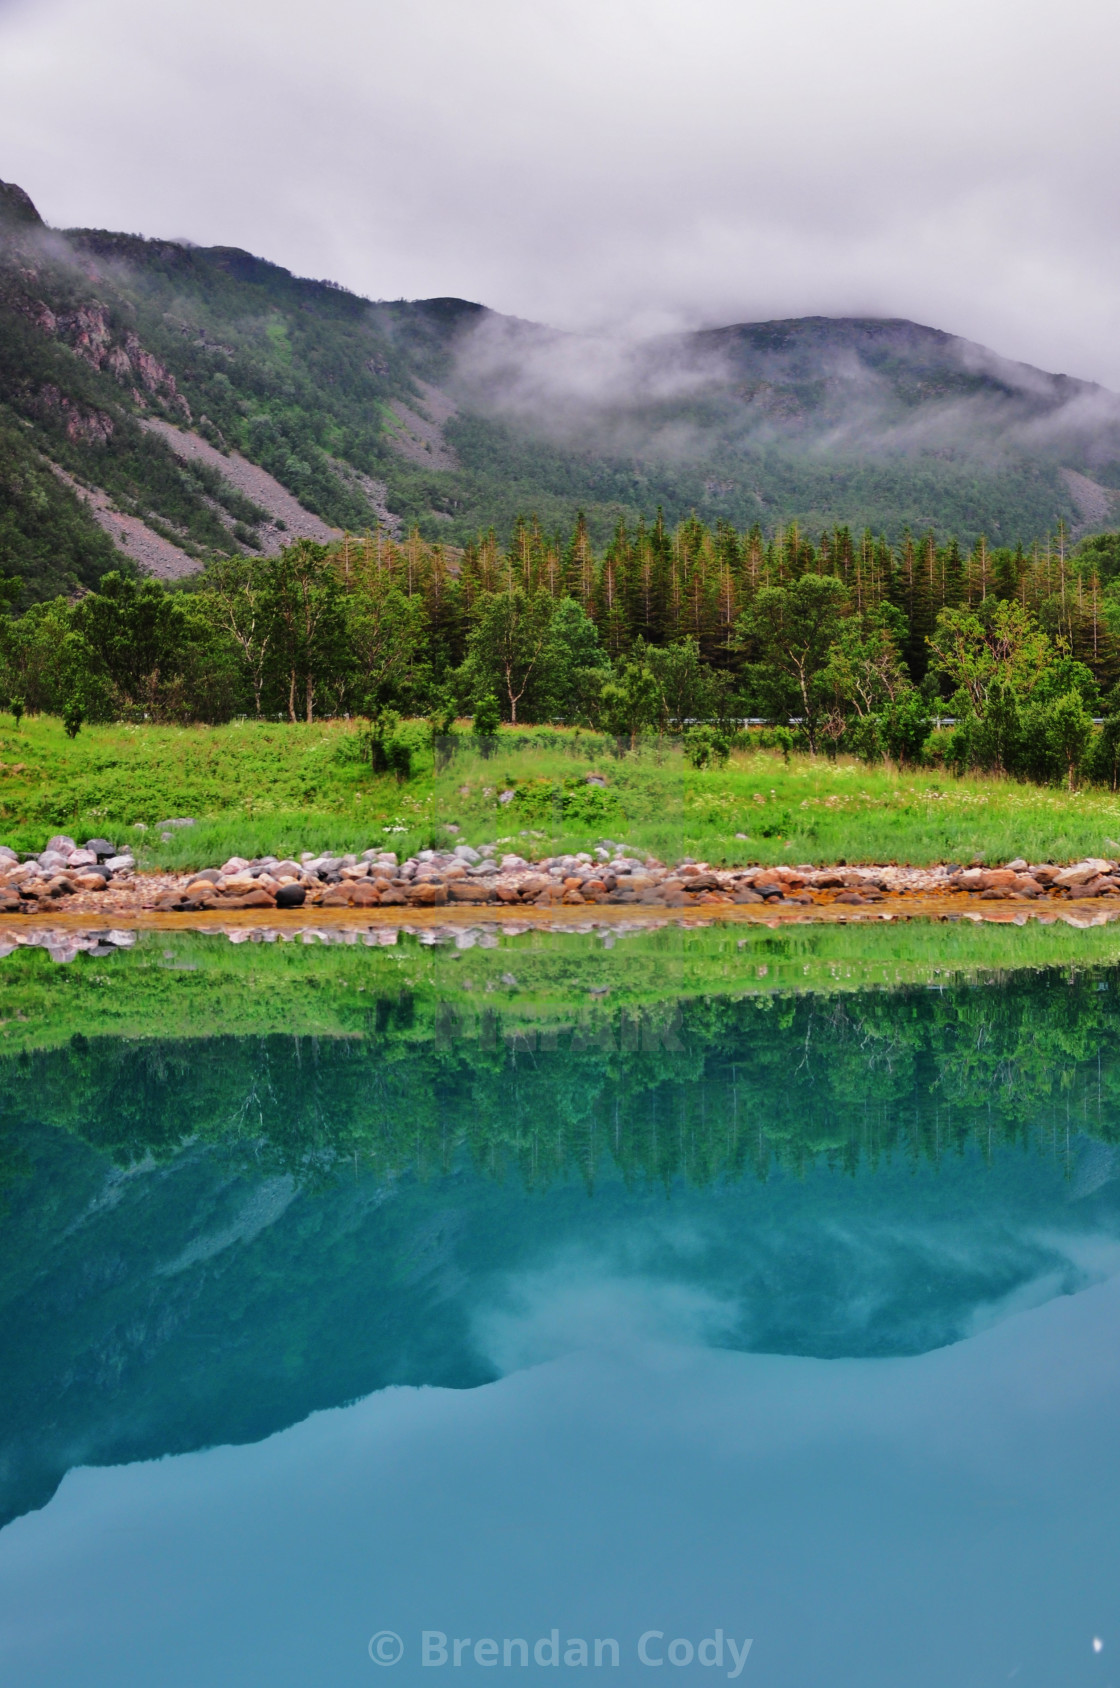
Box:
[1,0,1119,383]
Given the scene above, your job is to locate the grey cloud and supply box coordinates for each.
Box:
[445,307,1120,473]
[1,0,1120,384]
[447,313,737,463]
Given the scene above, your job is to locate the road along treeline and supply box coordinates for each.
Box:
[3,515,1120,785]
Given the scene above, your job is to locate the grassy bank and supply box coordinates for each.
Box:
[2,716,1120,869]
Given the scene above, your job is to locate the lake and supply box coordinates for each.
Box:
[0,919,1118,1686]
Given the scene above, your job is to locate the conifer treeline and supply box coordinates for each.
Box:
[357,513,1120,691]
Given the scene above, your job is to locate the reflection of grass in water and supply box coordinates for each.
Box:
[4,915,1120,1053]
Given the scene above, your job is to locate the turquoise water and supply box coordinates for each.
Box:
[1,932,1119,1685]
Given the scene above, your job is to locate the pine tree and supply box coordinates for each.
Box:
[1070,568,1120,691]
[597,519,632,659]
[713,521,741,664]
[477,529,501,595]
[966,535,992,606]
[508,515,531,593]
[854,530,875,612]
[941,537,965,608]
[742,524,766,600]
[890,530,933,682]
[564,511,596,615]
[423,542,464,675]
[830,526,856,596]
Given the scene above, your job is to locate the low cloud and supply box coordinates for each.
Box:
[447,309,1120,471]
[1,0,1120,387]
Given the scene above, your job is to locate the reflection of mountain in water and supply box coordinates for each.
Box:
[3,961,1120,1531]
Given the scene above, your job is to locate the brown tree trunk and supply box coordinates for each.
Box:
[798,666,816,754]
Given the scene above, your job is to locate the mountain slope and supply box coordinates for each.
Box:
[442,309,1120,542]
[1,177,1118,603]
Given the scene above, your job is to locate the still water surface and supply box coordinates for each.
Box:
[0,926,1118,1686]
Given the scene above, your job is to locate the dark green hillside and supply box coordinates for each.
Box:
[445,312,1120,544]
[445,409,1078,546]
[0,409,119,595]
[55,229,466,531]
[0,191,471,597]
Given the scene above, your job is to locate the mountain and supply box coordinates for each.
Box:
[1,178,1118,602]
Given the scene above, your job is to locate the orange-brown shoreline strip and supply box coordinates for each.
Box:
[2,894,1120,938]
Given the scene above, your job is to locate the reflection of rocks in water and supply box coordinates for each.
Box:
[0,917,678,962]
[0,926,138,963]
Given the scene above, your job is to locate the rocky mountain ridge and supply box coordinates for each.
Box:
[1,178,1118,602]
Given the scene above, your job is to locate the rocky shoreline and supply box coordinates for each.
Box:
[4,835,1120,920]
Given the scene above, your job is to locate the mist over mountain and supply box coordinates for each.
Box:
[1,178,1117,601]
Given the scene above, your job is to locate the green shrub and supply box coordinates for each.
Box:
[683,725,731,769]
[880,694,933,766]
[510,776,617,827]
[1087,716,1120,790]
[472,692,501,756]
[846,716,884,763]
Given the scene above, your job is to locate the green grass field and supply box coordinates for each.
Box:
[2,715,1120,869]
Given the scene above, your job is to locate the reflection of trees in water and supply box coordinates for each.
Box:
[3,967,1117,1189]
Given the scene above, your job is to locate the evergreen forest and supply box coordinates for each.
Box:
[4,514,1120,789]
